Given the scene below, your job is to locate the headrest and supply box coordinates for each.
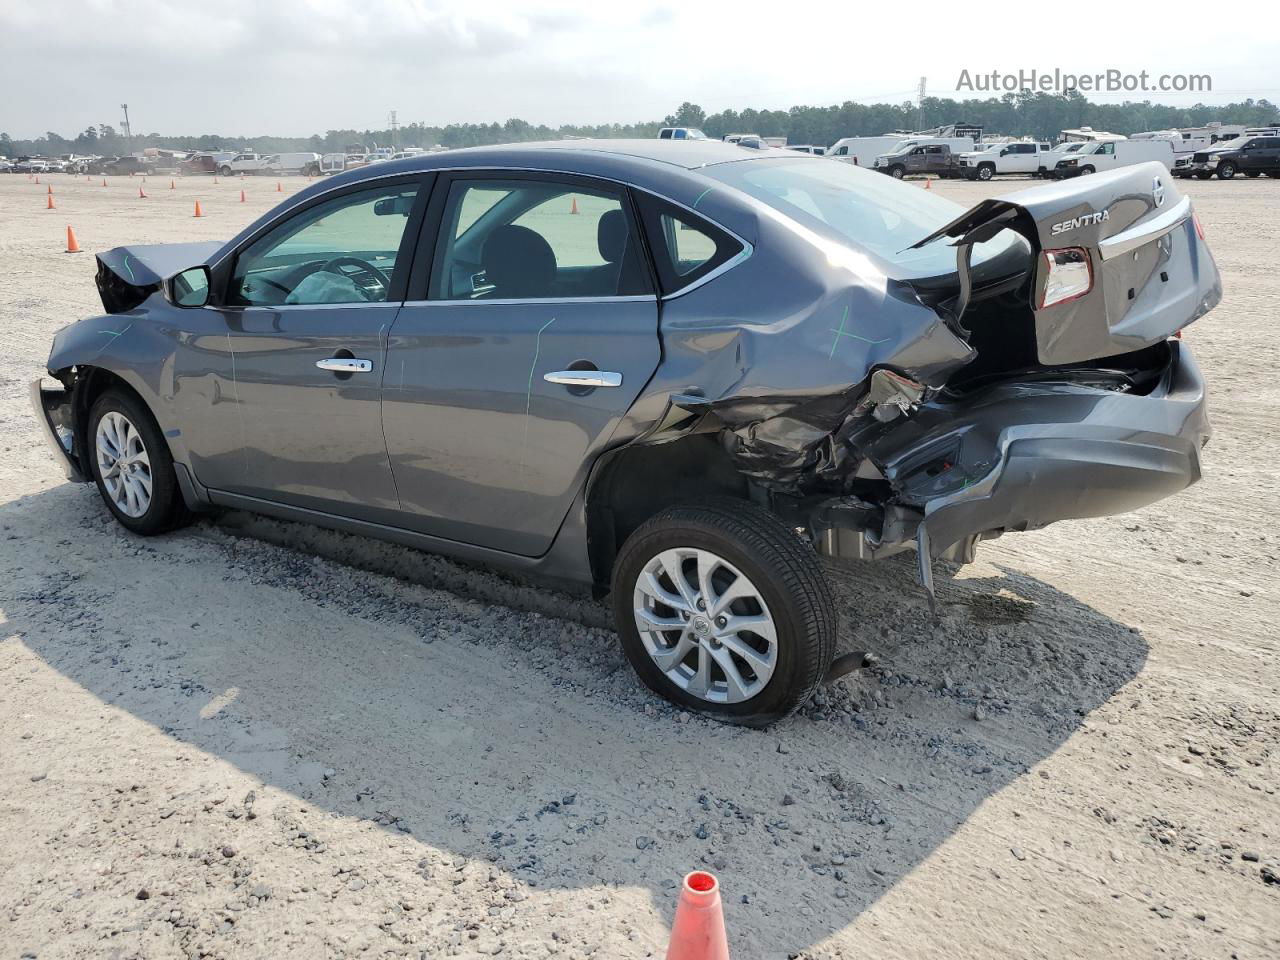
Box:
[481,225,556,298]
[597,208,628,264]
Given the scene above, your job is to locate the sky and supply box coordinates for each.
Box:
[1,0,1276,138]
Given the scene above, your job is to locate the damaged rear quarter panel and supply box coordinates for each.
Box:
[611,186,977,494]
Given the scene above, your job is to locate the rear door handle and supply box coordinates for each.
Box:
[543,370,622,388]
[316,358,373,373]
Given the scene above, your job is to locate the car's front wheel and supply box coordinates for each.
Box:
[889,166,905,179]
[976,164,994,181]
[1217,162,1236,180]
[611,500,836,727]
[88,389,192,536]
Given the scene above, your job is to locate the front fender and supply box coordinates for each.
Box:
[46,309,189,466]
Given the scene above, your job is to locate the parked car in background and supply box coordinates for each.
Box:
[0,158,13,173]
[87,156,146,176]
[787,144,827,155]
[32,142,1218,725]
[261,152,323,176]
[14,157,51,173]
[1049,139,1174,178]
[957,141,1055,180]
[874,142,964,178]
[658,127,708,140]
[1186,135,1280,179]
[217,153,275,176]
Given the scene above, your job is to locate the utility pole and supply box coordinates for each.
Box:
[916,77,927,131]
[120,103,132,154]
[388,110,398,150]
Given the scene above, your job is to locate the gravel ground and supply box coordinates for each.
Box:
[0,170,1276,959]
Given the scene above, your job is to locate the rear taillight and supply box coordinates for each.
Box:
[1040,247,1093,309]
[1193,212,1206,241]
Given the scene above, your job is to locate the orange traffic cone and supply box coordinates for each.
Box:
[240,189,246,203]
[65,225,81,253]
[924,178,932,190]
[569,197,580,215]
[193,200,204,218]
[138,186,147,199]
[170,180,176,190]
[47,184,53,195]
[665,872,729,960]
[276,181,282,192]
[47,193,55,210]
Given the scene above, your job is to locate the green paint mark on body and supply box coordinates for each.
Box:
[692,187,714,208]
[829,304,889,357]
[520,317,558,476]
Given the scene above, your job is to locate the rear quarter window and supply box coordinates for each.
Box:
[635,195,743,295]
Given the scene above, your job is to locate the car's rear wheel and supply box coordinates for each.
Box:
[1217,162,1236,180]
[88,390,191,536]
[611,500,836,727]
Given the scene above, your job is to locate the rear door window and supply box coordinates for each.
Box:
[428,177,651,300]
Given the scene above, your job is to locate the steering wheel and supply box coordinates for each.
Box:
[321,256,391,296]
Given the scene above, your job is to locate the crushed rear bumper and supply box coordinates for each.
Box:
[817,340,1209,564]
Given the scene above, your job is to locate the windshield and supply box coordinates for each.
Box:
[1212,137,1249,150]
[704,157,1026,277]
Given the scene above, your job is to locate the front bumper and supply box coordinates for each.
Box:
[30,379,87,482]
[819,341,1209,562]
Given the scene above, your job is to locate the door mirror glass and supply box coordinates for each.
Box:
[168,266,211,307]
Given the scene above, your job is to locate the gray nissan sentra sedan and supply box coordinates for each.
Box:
[33,140,1218,725]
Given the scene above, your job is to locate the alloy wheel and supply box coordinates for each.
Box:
[95,410,153,518]
[632,547,777,704]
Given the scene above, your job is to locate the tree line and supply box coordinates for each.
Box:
[4,91,1276,158]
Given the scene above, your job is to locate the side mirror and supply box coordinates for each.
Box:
[1000,148,1009,156]
[166,266,211,308]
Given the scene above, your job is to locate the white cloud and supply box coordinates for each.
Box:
[0,0,1275,138]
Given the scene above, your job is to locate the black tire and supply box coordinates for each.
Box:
[976,163,994,181]
[1269,171,1280,179]
[889,166,905,179]
[1078,165,1095,176]
[1196,172,1212,180]
[1217,162,1236,180]
[611,500,837,727]
[87,389,192,536]
[219,165,232,178]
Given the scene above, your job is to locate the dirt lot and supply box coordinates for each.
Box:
[1,169,1276,960]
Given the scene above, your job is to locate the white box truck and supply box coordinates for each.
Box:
[1048,139,1174,179]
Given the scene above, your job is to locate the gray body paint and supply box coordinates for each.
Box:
[33,142,1218,591]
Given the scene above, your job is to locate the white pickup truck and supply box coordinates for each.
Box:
[217,153,273,177]
[957,142,1055,180]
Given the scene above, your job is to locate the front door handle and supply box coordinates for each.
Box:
[316,358,373,373]
[543,370,622,388]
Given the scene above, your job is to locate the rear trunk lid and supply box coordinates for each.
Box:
[911,162,1221,365]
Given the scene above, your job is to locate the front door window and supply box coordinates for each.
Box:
[229,184,420,306]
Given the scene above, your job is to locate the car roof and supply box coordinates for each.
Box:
[370,138,775,173]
